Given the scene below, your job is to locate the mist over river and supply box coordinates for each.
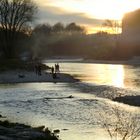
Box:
[0,62,140,140]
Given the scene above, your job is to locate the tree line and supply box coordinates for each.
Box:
[0,0,139,60]
[33,22,86,35]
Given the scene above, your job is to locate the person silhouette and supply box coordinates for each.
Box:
[38,64,41,75]
[55,64,57,73]
[51,66,54,74]
[55,63,60,73]
[57,63,60,72]
[35,64,38,75]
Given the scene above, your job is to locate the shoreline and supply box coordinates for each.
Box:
[0,118,59,140]
[0,70,79,84]
[43,58,140,65]
[113,95,140,107]
[0,69,139,107]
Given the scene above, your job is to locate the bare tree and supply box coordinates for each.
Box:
[98,106,140,140]
[0,0,37,58]
[102,19,121,34]
[103,19,121,43]
[102,20,122,58]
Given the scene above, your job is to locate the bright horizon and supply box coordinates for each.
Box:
[34,0,140,34]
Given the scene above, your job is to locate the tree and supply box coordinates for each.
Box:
[102,19,122,58]
[31,22,87,58]
[102,19,121,44]
[102,19,121,34]
[33,24,52,36]
[0,0,37,58]
[65,22,86,34]
[52,22,64,34]
[99,106,140,140]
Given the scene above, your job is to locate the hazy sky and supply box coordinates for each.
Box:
[34,0,140,33]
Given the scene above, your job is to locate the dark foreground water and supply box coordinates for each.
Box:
[0,62,140,140]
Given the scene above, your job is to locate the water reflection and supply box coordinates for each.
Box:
[48,62,139,90]
[88,64,125,88]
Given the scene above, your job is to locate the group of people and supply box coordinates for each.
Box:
[34,63,60,79]
[51,63,60,79]
[51,63,60,74]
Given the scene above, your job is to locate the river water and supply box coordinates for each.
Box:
[0,62,140,140]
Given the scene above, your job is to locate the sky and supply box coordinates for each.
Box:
[34,0,140,33]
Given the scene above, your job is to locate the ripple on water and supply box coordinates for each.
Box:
[0,82,139,140]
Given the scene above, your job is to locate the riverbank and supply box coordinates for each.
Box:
[0,118,59,140]
[113,95,140,107]
[0,70,139,107]
[0,70,78,84]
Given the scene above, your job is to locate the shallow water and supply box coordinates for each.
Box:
[0,62,140,140]
[54,62,140,91]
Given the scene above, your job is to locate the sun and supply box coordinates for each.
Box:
[73,0,140,20]
[34,0,140,34]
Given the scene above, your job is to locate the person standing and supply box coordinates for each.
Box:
[57,63,60,72]
[38,65,42,75]
[51,66,54,74]
[55,64,57,73]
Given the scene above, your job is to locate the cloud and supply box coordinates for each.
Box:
[35,5,104,27]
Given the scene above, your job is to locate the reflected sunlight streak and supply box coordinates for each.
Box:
[89,64,125,88]
[111,65,124,88]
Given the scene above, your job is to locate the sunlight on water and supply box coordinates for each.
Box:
[48,62,139,90]
[113,65,124,88]
[89,64,125,88]
[0,62,140,140]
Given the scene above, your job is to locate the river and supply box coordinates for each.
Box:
[0,62,140,140]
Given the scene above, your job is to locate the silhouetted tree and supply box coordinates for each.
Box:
[103,19,121,34]
[102,19,122,58]
[31,22,87,58]
[0,0,37,58]
[52,22,64,34]
[33,24,52,35]
[65,22,86,34]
